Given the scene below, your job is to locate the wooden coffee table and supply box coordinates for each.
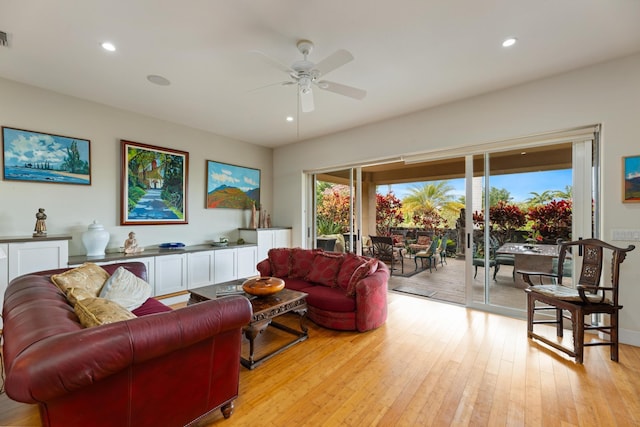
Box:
[189,280,308,370]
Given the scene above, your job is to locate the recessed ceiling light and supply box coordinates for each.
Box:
[286,116,294,122]
[101,42,116,52]
[502,38,517,48]
[147,74,171,86]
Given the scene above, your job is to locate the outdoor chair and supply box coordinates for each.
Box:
[370,235,404,276]
[436,237,448,266]
[408,232,432,254]
[495,253,515,281]
[518,238,635,363]
[414,239,439,273]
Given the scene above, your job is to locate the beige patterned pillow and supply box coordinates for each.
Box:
[51,263,109,304]
[74,297,136,328]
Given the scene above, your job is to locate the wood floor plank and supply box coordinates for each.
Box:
[2,291,640,426]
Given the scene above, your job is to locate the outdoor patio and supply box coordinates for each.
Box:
[387,254,528,311]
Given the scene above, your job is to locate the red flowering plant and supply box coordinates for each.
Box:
[526,199,572,243]
[376,191,404,236]
[412,206,446,231]
[473,201,526,244]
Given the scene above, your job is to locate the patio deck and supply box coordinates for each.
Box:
[387,254,528,311]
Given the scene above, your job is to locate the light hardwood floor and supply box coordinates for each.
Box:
[2,291,640,426]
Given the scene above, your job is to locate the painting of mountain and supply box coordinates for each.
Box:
[206,161,260,209]
[624,155,640,202]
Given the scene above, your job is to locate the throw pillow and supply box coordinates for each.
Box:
[346,258,379,296]
[335,253,367,291]
[74,297,136,328]
[268,248,292,277]
[290,248,323,279]
[305,252,344,287]
[417,235,430,245]
[51,263,110,303]
[99,266,152,311]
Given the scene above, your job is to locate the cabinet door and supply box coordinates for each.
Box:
[154,253,187,295]
[188,251,214,289]
[274,229,292,248]
[8,240,69,281]
[237,246,258,278]
[214,249,237,284]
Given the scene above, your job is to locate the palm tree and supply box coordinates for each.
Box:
[402,181,463,225]
[553,185,572,200]
[525,190,556,205]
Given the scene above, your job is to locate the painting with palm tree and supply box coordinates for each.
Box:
[121,140,188,225]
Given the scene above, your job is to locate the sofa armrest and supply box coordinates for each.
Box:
[354,261,389,332]
[257,258,272,276]
[4,296,252,403]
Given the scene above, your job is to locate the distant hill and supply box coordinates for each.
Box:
[625,176,640,200]
[207,185,257,208]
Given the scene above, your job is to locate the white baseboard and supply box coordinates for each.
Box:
[620,328,640,347]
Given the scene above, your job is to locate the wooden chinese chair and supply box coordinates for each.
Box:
[370,235,404,276]
[518,238,635,363]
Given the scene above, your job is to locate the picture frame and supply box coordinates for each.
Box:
[206,160,260,209]
[121,140,189,225]
[623,155,640,203]
[2,126,91,185]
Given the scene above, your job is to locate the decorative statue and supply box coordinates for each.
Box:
[124,231,143,254]
[266,214,271,228]
[33,208,47,237]
[249,202,257,229]
[456,208,466,257]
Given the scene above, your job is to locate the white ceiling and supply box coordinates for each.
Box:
[1,1,640,148]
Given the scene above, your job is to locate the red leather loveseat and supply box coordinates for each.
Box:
[2,262,252,427]
[257,248,389,332]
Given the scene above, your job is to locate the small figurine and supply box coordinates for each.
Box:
[124,231,144,254]
[33,208,47,237]
[249,202,257,229]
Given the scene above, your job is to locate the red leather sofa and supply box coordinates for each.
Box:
[257,248,389,332]
[2,262,252,427]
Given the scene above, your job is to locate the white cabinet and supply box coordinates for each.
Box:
[237,246,258,278]
[8,239,69,282]
[187,251,215,289]
[214,248,237,284]
[239,228,291,262]
[154,253,187,295]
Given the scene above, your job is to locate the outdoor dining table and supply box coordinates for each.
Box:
[496,243,562,288]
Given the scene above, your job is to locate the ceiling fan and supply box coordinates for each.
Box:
[253,39,367,113]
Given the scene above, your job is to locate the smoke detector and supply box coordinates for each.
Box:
[0,31,9,47]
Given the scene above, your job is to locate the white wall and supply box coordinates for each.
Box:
[0,78,273,256]
[273,53,640,344]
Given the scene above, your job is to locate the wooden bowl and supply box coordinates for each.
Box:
[242,277,285,296]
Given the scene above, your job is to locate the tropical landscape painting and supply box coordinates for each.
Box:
[206,160,260,209]
[121,140,188,225]
[2,127,91,185]
[623,154,640,202]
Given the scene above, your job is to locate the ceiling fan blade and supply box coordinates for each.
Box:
[317,80,367,100]
[300,88,315,113]
[248,80,295,93]
[314,49,354,76]
[250,50,295,74]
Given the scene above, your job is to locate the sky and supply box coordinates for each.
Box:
[380,169,572,203]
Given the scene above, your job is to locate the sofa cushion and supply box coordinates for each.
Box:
[347,258,379,296]
[303,286,356,313]
[290,247,322,279]
[99,266,152,311]
[336,253,367,291]
[305,252,344,287]
[268,248,292,277]
[282,277,316,292]
[132,297,173,316]
[74,297,136,328]
[51,262,110,304]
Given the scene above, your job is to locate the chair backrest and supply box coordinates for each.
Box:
[426,238,439,255]
[556,238,635,306]
[438,237,448,252]
[370,235,395,260]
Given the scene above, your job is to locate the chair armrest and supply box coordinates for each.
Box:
[354,261,389,332]
[257,258,272,276]
[5,296,252,403]
[517,270,560,286]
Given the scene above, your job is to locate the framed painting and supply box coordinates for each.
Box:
[121,140,189,225]
[623,154,640,203]
[2,126,91,185]
[206,160,260,209]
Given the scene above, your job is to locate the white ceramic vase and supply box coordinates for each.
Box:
[82,220,110,257]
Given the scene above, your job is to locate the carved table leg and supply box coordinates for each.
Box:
[243,319,271,367]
